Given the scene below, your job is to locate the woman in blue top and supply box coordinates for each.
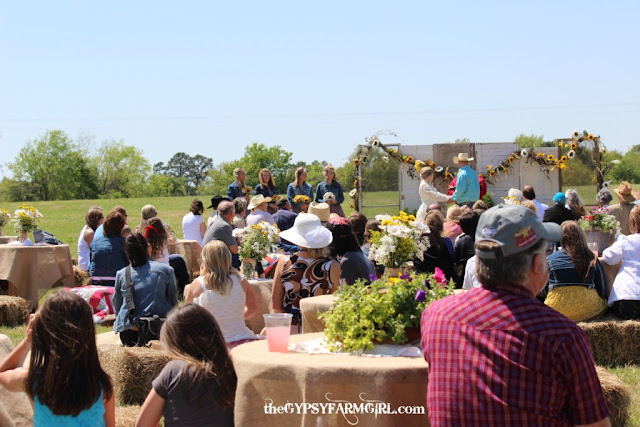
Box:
[315,164,345,217]
[227,168,250,201]
[113,233,178,346]
[90,209,128,286]
[287,167,313,213]
[0,290,115,426]
[254,168,278,214]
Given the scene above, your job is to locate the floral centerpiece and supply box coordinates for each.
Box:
[12,204,43,239]
[579,207,620,233]
[232,221,280,278]
[0,208,11,235]
[367,211,430,270]
[293,195,311,204]
[320,269,455,352]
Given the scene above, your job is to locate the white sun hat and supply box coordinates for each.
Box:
[279,213,333,249]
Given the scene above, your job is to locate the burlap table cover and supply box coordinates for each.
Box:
[300,294,336,334]
[0,244,74,309]
[231,333,429,427]
[168,239,201,280]
[245,279,274,334]
[0,236,18,244]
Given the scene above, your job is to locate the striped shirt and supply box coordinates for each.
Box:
[421,285,609,426]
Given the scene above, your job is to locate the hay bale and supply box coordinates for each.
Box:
[0,296,29,326]
[115,405,141,427]
[595,367,631,427]
[578,318,640,366]
[73,265,91,287]
[98,343,172,406]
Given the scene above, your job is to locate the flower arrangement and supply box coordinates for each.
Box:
[322,192,336,202]
[12,204,43,233]
[579,207,620,234]
[0,208,11,229]
[271,194,281,201]
[232,221,280,261]
[320,269,455,351]
[501,196,521,205]
[367,211,430,268]
[293,195,311,204]
[242,186,253,193]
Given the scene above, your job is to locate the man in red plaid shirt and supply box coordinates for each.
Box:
[421,204,610,426]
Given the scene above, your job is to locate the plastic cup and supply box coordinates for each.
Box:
[588,242,599,257]
[263,313,293,352]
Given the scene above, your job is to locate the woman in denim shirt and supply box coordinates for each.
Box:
[227,168,250,201]
[254,168,278,214]
[287,167,313,213]
[90,210,128,286]
[113,233,178,346]
[315,164,345,217]
[543,221,608,322]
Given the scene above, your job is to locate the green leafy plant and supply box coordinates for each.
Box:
[320,269,454,352]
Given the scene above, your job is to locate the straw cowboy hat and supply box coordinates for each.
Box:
[453,153,474,163]
[308,202,330,223]
[248,194,272,210]
[613,181,636,203]
[279,214,333,249]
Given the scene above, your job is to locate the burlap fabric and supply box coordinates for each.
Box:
[300,294,336,333]
[231,333,429,427]
[0,335,34,426]
[245,279,274,334]
[168,240,201,280]
[0,244,74,309]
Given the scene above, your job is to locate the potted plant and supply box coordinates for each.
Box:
[12,204,43,244]
[367,211,431,276]
[320,269,454,352]
[232,221,279,279]
[578,207,620,255]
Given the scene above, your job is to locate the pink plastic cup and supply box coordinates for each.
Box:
[263,313,293,352]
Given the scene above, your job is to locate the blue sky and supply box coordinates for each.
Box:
[1,1,639,177]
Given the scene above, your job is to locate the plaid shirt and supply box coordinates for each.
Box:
[421,285,609,426]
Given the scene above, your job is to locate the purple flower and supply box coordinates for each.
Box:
[369,274,377,282]
[424,279,432,290]
[400,273,412,282]
[433,267,447,286]
[415,289,426,302]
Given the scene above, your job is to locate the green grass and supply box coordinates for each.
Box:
[606,365,640,426]
[562,183,640,206]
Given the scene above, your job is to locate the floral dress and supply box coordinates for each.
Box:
[281,255,334,314]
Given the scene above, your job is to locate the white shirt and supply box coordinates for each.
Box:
[462,255,482,290]
[602,234,640,306]
[77,225,91,271]
[527,199,548,221]
[246,209,276,226]
[194,275,258,343]
[416,180,449,221]
[182,212,204,246]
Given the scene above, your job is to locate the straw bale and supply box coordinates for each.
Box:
[98,343,172,406]
[595,366,631,427]
[578,317,640,366]
[0,295,29,327]
[115,405,141,427]
[73,265,91,287]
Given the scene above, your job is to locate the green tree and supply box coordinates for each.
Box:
[610,151,640,183]
[154,152,213,195]
[8,130,99,201]
[93,140,150,198]
[238,143,294,193]
[146,174,187,197]
[201,161,239,196]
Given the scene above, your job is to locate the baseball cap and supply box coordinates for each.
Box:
[553,192,566,205]
[475,204,561,260]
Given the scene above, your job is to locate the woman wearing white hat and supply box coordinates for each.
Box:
[271,214,340,329]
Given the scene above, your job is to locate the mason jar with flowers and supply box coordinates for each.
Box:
[12,204,43,243]
[232,221,280,279]
[367,211,431,276]
[0,208,11,236]
[320,269,455,352]
[578,207,620,255]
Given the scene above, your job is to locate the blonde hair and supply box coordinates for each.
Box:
[420,167,434,179]
[446,205,463,223]
[521,200,538,215]
[300,246,329,259]
[234,168,246,186]
[201,241,241,295]
[137,204,158,233]
[322,164,337,183]
[293,167,307,186]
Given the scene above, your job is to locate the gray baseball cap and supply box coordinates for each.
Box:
[475,204,562,260]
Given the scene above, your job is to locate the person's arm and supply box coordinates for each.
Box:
[135,389,165,427]
[228,244,239,254]
[287,184,296,205]
[0,314,34,392]
[601,240,623,265]
[84,228,95,247]
[104,390,116,427]
[315,183,324,203]
[199,220,206,238]
[240,277,259,319]
[328,260,341,293]
[227,183,235,200]
[271,257,289,312]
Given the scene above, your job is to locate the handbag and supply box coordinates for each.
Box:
[124,265,167,347]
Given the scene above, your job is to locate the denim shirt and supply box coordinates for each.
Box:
[544,250,608,300]
[89,234,128,283]
[315,180,345,204]
[227,181,247,200]
[113,260,178,333]
[287,182,313,209]
[254,183,277,197]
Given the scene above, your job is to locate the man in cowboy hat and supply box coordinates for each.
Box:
[246,194,276,226]
[609,181,636,235]
[451,153,480,208]
[308,201,330,225]
[206,195,230,228]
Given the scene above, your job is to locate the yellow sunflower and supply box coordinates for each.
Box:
[557,141,563,147]
[430,162,437,168]
[560,155,568,163]
[445,172,453,179]
[537,153,545,159]
[405,156,414,164]
[353,159,360,165]
[508,155,515,162]
[547,154,556,162]
[489,170,496,177]
[588,134,594,140]
[571,142,577,149]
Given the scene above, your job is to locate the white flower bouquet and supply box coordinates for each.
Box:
[368,211,431,268]
[232,221,280,261]
[12,204,43,233]
[0,208,11,229]
[322,191,336,202]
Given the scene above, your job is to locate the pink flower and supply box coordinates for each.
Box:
[433,267,447,286]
